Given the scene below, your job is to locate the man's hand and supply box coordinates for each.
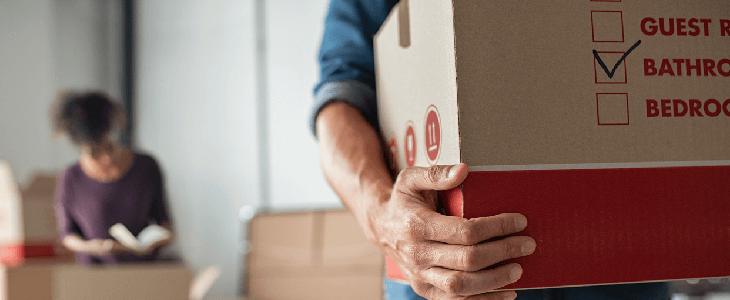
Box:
[372,164,535,299]
[316,103,535,299]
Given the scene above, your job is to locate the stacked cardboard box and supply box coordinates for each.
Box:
[247,210,383,300]
[375,0,730,290]
[0,261,192,300]
[0,161,69,264]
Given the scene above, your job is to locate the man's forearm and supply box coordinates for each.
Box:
[316,102,528,300]
[315,102,393,241]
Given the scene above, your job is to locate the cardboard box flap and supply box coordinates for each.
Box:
[375,0,461,168]
[249,212,316,267]
[21,173,57,201]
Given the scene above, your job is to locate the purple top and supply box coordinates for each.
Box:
[55,153,170,265]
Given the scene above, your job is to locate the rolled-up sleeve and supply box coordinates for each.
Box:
[310,0,398,137]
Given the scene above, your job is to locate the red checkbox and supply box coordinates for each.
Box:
[596,93,629,125]
[592,11,625,42]
[594,51,628,84]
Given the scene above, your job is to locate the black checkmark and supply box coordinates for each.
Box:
[593,40,642,79]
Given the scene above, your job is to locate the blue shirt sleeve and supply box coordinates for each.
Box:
[310,0,398,137]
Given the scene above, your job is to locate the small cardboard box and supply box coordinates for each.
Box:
[54,263,193,300]
[375,0,730,290]
[0,161,68,264]
[0,261,54,300]
[247,210,384,300]
[0,261,192,300]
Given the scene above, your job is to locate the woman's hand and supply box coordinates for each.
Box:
[84,239,114,256]
[85,239,150,256]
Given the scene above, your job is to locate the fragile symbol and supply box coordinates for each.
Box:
[404,122,416,167]
[424,105,441,165]
[593,40,642,79]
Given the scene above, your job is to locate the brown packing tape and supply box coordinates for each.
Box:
[398,0,410,48]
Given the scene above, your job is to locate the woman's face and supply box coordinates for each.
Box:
[80,136,126,179]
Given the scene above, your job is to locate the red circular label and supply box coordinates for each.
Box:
[388,137,399,176]
[424,105,441,165]
[404,122,417,167]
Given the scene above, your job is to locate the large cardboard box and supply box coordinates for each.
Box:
[375,0,730,290]
[0,161,68,264]
[247,210,384,300]
[0,261,192,300]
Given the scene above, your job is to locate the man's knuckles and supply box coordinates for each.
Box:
[425,165,445,184]
[456,220,482,245]
[440,271,468,295]
[456,246,483,272]
[401,213,428,238]
[481,214,525,238]
[400,244,431,267]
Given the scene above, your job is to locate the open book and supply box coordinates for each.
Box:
[109,223,171,253]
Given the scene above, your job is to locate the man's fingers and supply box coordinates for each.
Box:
[420,263,522,297]
[431,236,536,272]
[398,164,468,192]
[410,211,527,245]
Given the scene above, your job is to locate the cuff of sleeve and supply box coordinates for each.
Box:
[310,80,379,138]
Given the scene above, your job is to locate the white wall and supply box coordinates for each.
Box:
[136,0,341,296]
[135,1,260,296]
[0,0,56,183]
[266,0,341,209]
[51,0,123,170]
[0,0,120,183]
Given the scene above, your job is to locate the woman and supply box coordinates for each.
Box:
[52,91,173,264]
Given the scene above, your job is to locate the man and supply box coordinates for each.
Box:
[310,0,670,299]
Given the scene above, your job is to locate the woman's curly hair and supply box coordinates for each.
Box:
[51,91,126,146]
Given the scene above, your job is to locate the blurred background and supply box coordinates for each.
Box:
[1,1,729,299]
[0,0,339,297]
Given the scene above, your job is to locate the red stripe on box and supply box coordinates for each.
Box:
[464,165,730,290]
[388,165,730,289]
[0,244,56,265]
